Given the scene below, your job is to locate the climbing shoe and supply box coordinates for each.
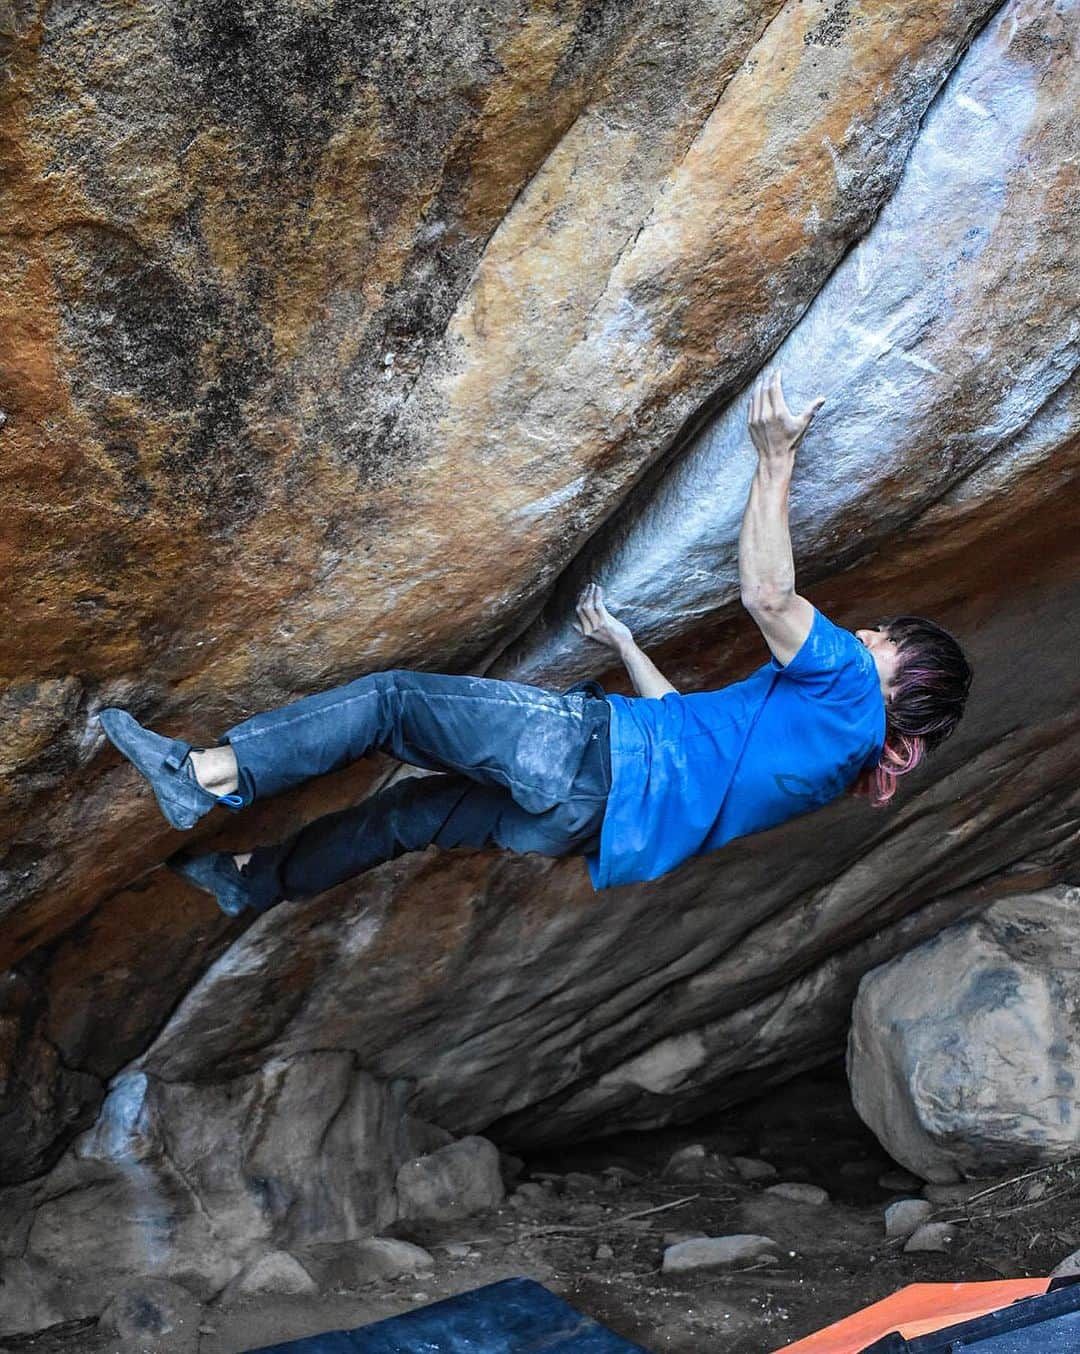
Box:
[98,707,243,830]
[168,850,251,917]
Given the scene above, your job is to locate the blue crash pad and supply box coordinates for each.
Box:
[244,1276,652,1353]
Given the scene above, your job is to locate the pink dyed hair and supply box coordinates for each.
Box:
[851,615,972,808]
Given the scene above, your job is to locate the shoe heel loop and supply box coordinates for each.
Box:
[217,792,245,810]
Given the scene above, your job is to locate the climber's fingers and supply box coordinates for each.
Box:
[576,583,601,633]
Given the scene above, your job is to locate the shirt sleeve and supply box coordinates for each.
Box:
[772,606,876,695]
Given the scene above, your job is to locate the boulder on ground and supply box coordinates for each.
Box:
[396,1135,505,1221]
[849,891,1080,1182]
[222,1251,317,1299]
[99,1277,202,1350]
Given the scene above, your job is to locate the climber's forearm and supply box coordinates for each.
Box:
[617,637,678,699]
[739,455,814,666]
[738,457,797,609]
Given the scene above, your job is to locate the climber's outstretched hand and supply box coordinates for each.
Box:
[574,582,633,654]
[747,369,824,467]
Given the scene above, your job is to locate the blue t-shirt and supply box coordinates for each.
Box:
[585,607,885,890]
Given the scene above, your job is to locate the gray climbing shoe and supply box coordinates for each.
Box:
[98,707,243,830]
[169,850,251,917]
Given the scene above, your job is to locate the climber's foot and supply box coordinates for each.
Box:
[169,849,251,917]
[98,708,244,830]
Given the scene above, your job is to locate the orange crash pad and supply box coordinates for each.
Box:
[774,1278,1051,1353]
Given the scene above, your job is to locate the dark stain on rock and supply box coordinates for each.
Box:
[958,966,1021,1016]
[53,227,200,411]
[804,0,851,49]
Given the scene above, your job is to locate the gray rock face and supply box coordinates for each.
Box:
[849,889,1080,1182]
[504,0,1080,688]
[1,1052,491,1330]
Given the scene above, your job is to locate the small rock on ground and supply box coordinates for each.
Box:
[662,1234,782,1273]
[904,1222,955,1253]
[885,1199,935,1240]
[879,1168,923,1192]
[99,1278,202,1350]
[733,1157,778,1182]
[1051,1247,1080,1278]
[224,1252,317,1298]
[564,1171,604,1192]
[765,1182,829,1206]
[298,1237,435,1289]
[355,1238,435,1277]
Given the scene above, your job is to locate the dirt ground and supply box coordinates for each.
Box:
[4,1064,1076,1354]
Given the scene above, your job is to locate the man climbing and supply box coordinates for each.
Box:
[98,371,971,914]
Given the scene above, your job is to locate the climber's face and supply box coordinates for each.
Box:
[855,626,902,700]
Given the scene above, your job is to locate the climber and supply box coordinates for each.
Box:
[98,370,971,915]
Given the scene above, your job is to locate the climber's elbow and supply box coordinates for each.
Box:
[741,585,795,616]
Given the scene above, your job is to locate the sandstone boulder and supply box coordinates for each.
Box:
[0,0,1078,1332]
[849,890,1080,1182]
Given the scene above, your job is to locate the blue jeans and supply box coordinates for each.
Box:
[222,671,612,913]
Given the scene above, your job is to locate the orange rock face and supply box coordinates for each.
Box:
[0,0,1078,1321]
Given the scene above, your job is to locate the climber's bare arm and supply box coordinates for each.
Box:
[575,583,677,699]
[739,370,824,667]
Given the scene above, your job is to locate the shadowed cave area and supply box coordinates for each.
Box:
[1,0,1078,1349]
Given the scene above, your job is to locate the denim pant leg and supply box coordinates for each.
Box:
[244,710,611,912]
[223,670,604,816]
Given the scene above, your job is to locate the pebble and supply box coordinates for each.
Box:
[733,1156,778,1182]
[879,1168,923,1192]
[662,1234,782,1273]
[564,1171,604,1193]
[440,1242,473,1258]
[512,1183,549,1205]
[764,1182,829,1206]
[884,1199,934,1240]
[594,1243,615,1261]
[904,1222,955,1253]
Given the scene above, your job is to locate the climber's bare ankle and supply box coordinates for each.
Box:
[190,746,240,796]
